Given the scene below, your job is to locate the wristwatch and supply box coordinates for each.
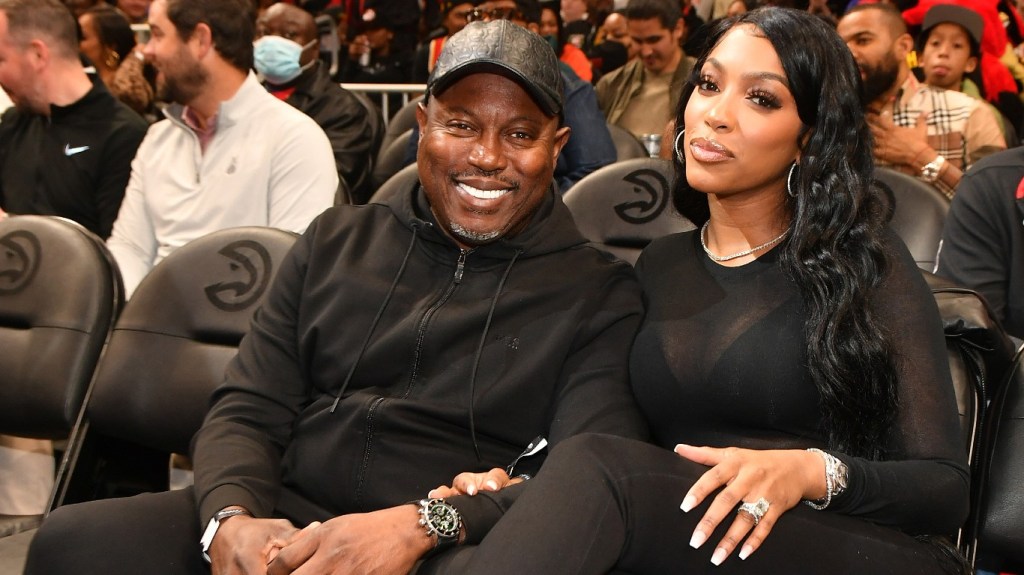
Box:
[920,155,947,183]
[417,498,462,553]
[200,507,250,563]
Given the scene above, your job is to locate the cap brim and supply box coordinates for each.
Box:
[429,60,562,117]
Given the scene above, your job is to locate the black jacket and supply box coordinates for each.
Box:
[0,81,147,239]
[271,62,375,203]
[191,181,649,541]
[936,146,1024,340]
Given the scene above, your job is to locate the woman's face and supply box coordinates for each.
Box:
[682,25,804,201]
[77,13,106,70]
[539,8,559,38]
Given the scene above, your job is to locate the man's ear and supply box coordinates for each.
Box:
[25,39,49,71]
[415,100,429,139]
[672,17,685,43]
[191,22,214,59]
[894,31,914,61]
[551,125,571,162]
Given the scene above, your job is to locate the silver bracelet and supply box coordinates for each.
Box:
[804,448,845,510]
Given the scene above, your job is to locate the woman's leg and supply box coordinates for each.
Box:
[427,434,961,574]
[24,487,207,575]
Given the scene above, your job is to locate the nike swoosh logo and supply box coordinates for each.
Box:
[64,144,90,156]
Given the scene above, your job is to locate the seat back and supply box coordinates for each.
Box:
[84,226,298,456]
[368,163,419,204]
[378,96,422,160]
[873,167,950,271]
[606,123,650,161]
[371,128,413,193]
[350,91,386,203]
[562,157,695,265]
[0,216,121,438]
[971,346,1024,572]
[55,227,298,504]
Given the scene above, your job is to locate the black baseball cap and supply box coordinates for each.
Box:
[427,19,564,117]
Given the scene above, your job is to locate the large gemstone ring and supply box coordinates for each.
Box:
[737,497,770,526]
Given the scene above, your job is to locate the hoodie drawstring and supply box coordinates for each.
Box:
[467,249,522,461]
[330,224,421,413]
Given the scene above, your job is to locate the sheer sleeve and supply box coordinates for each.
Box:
[826,232,970,536]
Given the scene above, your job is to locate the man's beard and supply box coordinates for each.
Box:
[156,59,209,105]
[860,53,901,105]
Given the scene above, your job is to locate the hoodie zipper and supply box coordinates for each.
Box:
[401,248,469,398]
[353,395,385,507]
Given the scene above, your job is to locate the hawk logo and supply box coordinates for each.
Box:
[204,240,273,311]
[614,168,670,225]
[0,230,42,295]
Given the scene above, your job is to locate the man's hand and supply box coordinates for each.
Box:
[867,110,931,169]
[428,467,523,498]
[209,515,302,575]
[266,505,434,575]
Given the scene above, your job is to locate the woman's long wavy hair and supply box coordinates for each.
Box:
[672,8,898,460]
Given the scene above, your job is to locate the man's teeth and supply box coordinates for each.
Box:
[458,182,510,200]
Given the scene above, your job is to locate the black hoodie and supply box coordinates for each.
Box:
[191,180,649,542]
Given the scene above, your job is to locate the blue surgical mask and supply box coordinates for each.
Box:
[253,35,315,85]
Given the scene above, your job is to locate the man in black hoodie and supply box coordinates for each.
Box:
[27,18,648,575]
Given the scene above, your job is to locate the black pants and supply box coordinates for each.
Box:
[25,487,209,575]
[26,436,962,574]
[420,433,963,575]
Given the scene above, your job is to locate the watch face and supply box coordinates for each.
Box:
[425,500,461,539]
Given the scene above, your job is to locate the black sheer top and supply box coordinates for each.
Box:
[630,230,969,535]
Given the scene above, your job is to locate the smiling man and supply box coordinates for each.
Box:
[595,0,694,139]
[26,19,648,575]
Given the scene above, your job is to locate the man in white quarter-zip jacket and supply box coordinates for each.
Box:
[106,0,337,298]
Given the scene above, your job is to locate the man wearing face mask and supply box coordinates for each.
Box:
[255,3,374,203]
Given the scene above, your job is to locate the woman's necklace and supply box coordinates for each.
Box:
[700,221,789,262]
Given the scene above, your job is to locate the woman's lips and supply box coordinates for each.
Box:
[689,137,733,163]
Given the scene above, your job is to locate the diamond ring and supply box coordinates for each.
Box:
[737,497,770,526]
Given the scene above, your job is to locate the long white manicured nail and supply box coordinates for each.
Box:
[711,547,727,566]
[680,495,697,512]
[689,529,707,549]
[739,544,753,560]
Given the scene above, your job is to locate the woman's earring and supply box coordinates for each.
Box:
[786,162,798,197]
[674,129,686,165]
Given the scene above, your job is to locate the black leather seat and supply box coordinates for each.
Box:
[562,157,695,265]
[0,216,122,536]
[368,163,419,205]
[969,345,1024,572]
[873,167,950,271]
[378,96,422,160]
[350,91,386,204]
[371,128,413,193]
[55,226,298,504]
[606,123,650,161]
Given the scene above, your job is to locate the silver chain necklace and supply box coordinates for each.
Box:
[700,221,789,262]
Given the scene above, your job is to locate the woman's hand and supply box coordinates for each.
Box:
[427,468,525,498]
[674,444,825,566]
